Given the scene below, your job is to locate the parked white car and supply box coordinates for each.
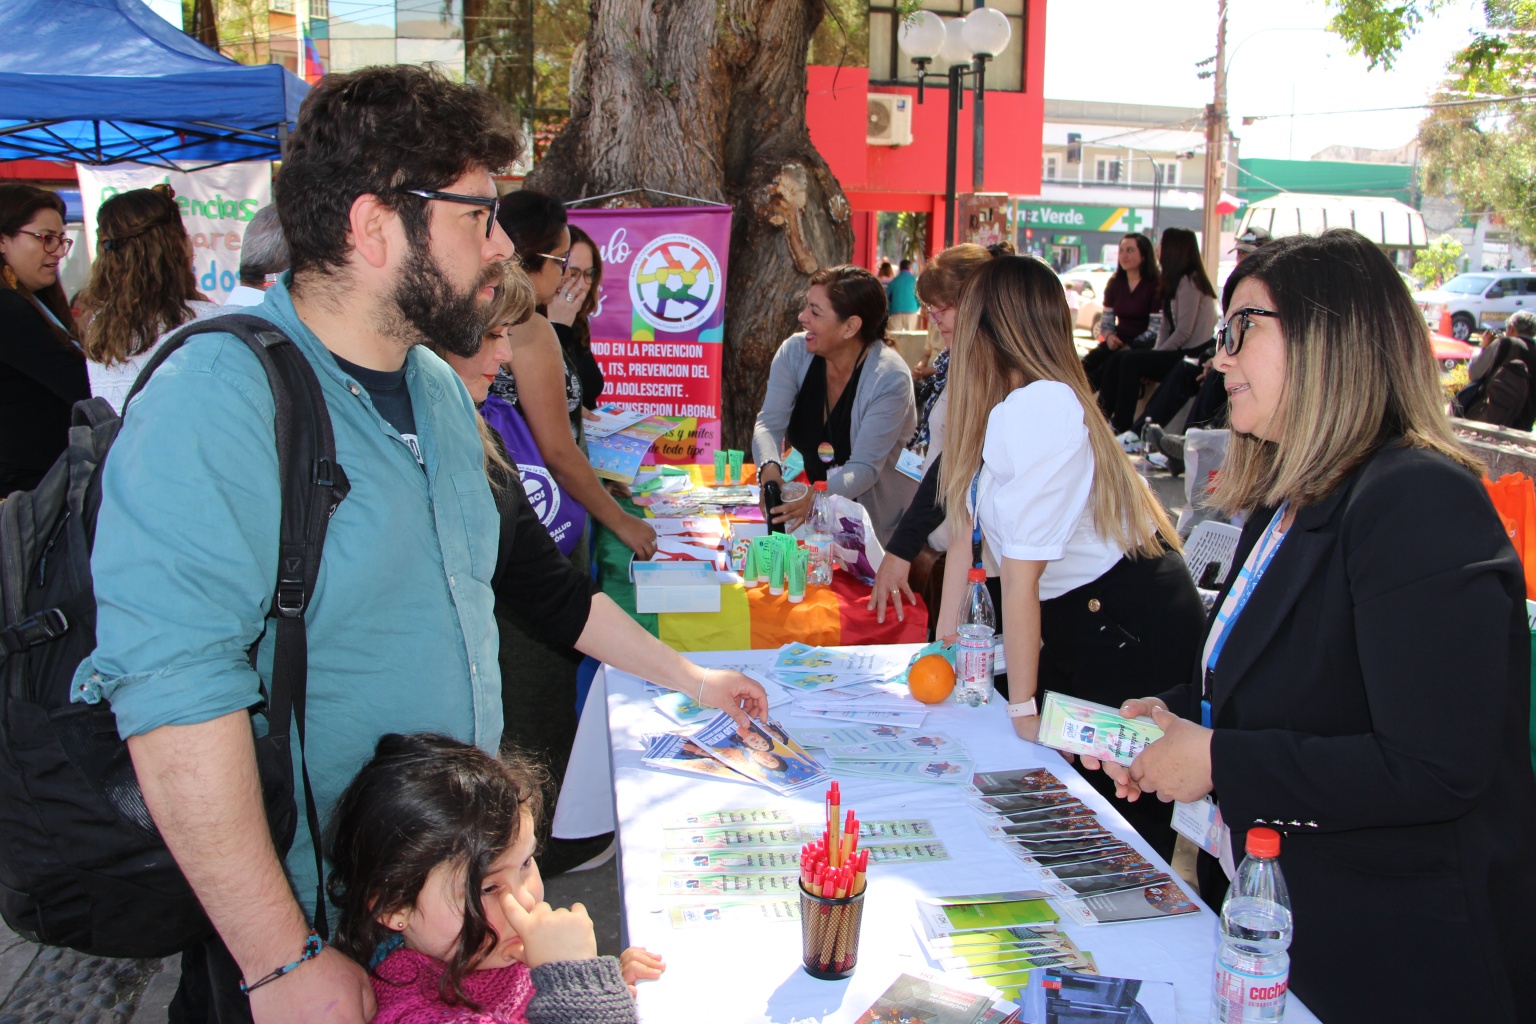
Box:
[1415,271,1536,340]
[1061,266,1114,335]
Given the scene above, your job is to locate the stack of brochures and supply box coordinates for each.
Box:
[748,642,930,728]
[795,725,973,785]
[855,969,1019,1024]
[967,768,1199,927]
[640,712,827,796]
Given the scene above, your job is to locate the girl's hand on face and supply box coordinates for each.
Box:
[619,946,666,996]
[499,894,598,968]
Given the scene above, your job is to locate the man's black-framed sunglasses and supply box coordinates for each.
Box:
[1217,307,1280,357]
[401,188,501,238]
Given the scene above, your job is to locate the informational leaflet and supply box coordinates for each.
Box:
[1035,691,1164,767]
[658,872,801,896]
[668,898,800,928]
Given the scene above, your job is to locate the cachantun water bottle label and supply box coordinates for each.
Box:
[1212,961,1288,1022]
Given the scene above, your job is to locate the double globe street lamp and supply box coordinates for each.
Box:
[896,6,1012,247]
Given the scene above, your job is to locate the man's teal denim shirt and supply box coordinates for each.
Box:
[73,277,501,917]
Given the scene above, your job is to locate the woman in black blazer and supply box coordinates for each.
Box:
[1088,230,1536,1023]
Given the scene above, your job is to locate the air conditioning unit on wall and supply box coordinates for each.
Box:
[867,94,914,146]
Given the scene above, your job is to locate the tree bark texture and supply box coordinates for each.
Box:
[525,0,854,448]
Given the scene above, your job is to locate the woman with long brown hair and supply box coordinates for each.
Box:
[561,223,605,412]
[936,255,1203,859]
[79,187,217,412]
[0,183,87,493]
[1086,230,1536,1022]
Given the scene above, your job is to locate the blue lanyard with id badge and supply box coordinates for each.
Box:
[1173,503,1289,868]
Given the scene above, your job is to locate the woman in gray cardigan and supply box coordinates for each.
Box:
[752,265,918,543]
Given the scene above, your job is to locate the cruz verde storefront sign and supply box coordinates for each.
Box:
[1017,202,1156,235]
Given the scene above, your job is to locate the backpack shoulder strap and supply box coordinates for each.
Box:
[124,312,348,937]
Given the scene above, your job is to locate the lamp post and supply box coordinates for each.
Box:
[898,6,1012,248]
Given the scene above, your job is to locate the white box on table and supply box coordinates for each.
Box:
[630,560,722,614]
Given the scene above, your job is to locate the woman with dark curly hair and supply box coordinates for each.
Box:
[80,187,217,412]
[0,183,87,493]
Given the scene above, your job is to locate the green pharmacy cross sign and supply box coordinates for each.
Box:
[1017,203,1155,234]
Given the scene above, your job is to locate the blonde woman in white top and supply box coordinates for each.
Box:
[935,255,1205,860]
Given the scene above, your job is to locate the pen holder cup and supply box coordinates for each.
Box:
[799,882,865,980]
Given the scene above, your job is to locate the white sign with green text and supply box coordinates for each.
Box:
[75,162,273,304]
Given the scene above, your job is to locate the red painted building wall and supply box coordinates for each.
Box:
[805,0,1045,264]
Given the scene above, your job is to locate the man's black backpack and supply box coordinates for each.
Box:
[0,314,348,958]
[1456,334,1536,430]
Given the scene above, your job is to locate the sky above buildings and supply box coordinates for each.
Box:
[1044,0,1489,161]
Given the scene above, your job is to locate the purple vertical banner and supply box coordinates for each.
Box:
[567,206,732,462]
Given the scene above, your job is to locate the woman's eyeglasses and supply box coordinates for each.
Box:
[401,188,502,239]
[1217,307,1279,357]
[538,250,571,273]
[16,230,73,256]
[923,302,953,316]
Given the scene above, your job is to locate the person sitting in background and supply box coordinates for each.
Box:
[869,243,1000,625]
[1084,229,1536,1023]
[1454,310,1536,429]
[752,265,917,543]
[1098,227,1219,439]
[222,205,289,308]
[877,259,895,288]
[886,258,921,332]
[494,190,657,562]
[79,187,218,413]
[0,183,87,494]
[935,255,1204,861]
[562,223,604,413]
[1081,233,1159,393]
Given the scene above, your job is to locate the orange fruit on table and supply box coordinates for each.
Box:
[907,654,955,704]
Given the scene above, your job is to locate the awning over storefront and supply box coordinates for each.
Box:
[1237,193,1428,248]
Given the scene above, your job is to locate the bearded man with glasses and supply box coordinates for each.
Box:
[76,65,522,1024]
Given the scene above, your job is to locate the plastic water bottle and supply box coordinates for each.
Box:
[807,481,834,586]
[1211,827,1293,1023]
[954,567,995,706]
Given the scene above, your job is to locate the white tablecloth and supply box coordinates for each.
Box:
[603,645,1319,1024]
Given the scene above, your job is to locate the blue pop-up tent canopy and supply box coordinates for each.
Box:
[0,0,308,170]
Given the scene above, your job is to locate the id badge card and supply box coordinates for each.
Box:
[1171,797,1224,858]
[896,448,925,482]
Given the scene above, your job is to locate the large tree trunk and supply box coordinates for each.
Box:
[525,0,853,448]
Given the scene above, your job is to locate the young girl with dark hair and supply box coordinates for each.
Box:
[0,183,87,493]
[328,733,663,1024]
[561,223,605,411]
[1097,227,1219,436]
[751,265,918,542]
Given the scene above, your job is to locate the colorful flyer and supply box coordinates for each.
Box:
[916,893,1059,940]
[822,734,966,761]
[863,840,952,864]
[689,713,827,795]
[969,768,1069,797]
[808,818,936,841]
[1036,691,1165,767]
[658,872,801,896]
[664,825,803,849]
[659,849,800,872]
[1053,881,1201,926]
[668,898,801,928]
[640,732,749,784]
[794,725,914,746]
[835,759,975,784]
[665,808,796,828]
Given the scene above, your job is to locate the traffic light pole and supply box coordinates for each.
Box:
[1200,0,1228,283]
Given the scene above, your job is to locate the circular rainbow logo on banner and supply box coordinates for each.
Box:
[628,233,723,334]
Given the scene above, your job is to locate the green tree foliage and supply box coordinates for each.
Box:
[1414,233,1465,287]
[1328,0,1536,249]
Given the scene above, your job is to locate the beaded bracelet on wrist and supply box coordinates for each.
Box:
[239,932,325,994]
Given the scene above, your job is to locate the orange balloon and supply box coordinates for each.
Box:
[907,654,955,704]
